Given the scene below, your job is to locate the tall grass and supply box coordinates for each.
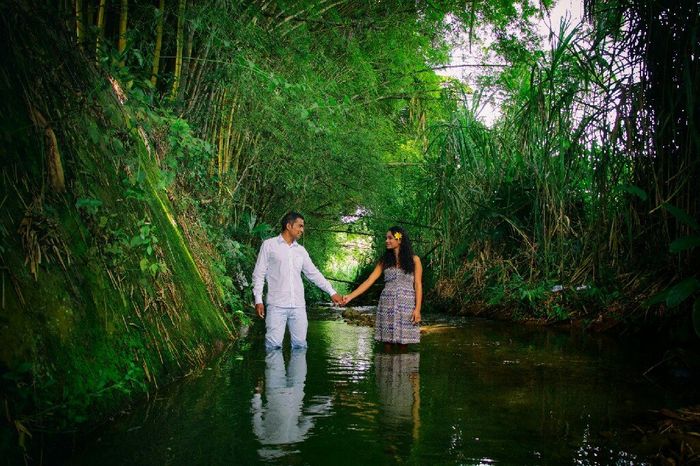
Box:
[422,4,699,329]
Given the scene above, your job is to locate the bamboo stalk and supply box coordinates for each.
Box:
[74,0,83,47]
[186,37,211,113]
[178,14,195,103]
[170,0,186,100]
[227,130,242,177]
[118,0,128,65]
[28,106,65,193]
[217,89,227,179]
[222,93,237,174]
[207,89,223,176]
[86,1,93,29]
[95,0,106,61]
[150,0,165,86]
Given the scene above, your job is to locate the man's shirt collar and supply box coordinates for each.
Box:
[276,234,299,247]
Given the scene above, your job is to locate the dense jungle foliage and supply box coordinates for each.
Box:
[0,0,698,461]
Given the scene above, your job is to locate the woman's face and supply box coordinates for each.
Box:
[385,231,401,250]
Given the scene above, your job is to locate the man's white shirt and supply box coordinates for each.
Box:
[252,235,336,307]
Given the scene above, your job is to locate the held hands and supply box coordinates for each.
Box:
[330,294,344,306]
[332,294,353,306]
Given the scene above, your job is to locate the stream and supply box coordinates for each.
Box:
[64,309,690,465]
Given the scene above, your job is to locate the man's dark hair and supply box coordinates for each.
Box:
[280,211,305,232]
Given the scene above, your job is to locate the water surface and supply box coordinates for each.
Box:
[65,312,681,465]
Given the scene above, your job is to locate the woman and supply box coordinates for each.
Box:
[343,227,422,349]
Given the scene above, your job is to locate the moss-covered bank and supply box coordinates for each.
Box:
[0,3,241,460]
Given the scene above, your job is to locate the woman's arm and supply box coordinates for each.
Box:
[344,263,383,304]
[412,256,423,323]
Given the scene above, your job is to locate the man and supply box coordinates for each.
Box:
[252,211,343,349]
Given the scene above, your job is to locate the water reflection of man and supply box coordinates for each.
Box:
[251,349,330,455]
[375,351,421,452]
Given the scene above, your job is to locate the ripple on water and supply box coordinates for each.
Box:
[327,355,373,383]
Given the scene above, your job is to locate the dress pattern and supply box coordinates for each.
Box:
[375,266,419,344]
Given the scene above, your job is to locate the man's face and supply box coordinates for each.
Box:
[287,218,305,240]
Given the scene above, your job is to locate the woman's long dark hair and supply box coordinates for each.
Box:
[380,226,415,274]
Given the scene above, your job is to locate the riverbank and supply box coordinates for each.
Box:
[621,406,700,465]
[0,7,246,462]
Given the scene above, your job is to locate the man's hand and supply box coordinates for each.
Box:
[256,303,265,318]
[331,294,344,306]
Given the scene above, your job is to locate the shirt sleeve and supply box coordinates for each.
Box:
[252,241,269,305]
[301,249,337,297]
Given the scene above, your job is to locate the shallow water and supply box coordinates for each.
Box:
[64,311,686,465]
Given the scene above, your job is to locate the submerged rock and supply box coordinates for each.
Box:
[342,307,376,327]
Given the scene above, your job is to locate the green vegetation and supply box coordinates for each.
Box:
[0,0,697,461]
[417,1,699,332]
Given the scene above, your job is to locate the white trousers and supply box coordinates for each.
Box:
[265,305,308,349]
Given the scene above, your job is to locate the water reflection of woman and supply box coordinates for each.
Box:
[343,227,422,351]
[375,352,421,442]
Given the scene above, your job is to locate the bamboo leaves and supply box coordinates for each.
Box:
[661,203,700,231]
[666,279,700,308]
[619,184,648,201]
[648,278,700,309]
[670,237,700,254]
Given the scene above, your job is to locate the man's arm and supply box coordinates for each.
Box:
[301,251,342,304]
[252,241,269,317]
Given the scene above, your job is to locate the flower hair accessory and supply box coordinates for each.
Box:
[393,232,402,240]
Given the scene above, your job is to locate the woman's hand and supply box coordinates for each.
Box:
[411,308,421,324]
[342,295,353,305]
